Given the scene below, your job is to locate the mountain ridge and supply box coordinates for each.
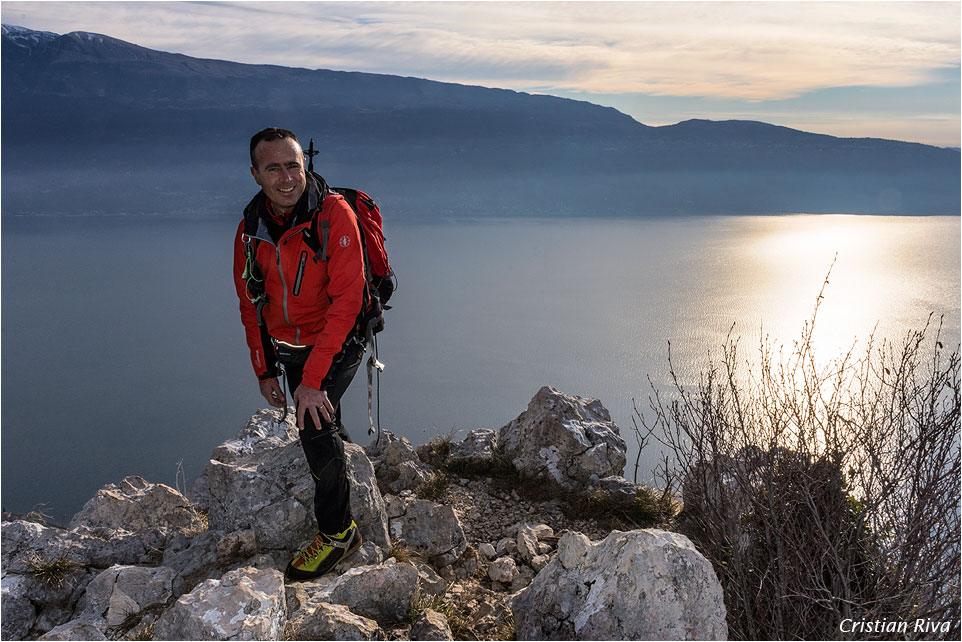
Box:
[1,24,958,216]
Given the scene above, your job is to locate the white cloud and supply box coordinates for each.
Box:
[2,0,958,100]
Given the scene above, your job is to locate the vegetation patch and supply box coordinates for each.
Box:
[418,470,451,500]
[415,429,457,468]
[636,271,961,640]
[23,553,84,587]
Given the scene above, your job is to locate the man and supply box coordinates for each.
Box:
[233,127,365,580]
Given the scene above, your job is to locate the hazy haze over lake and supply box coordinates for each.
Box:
[1,213,959,524]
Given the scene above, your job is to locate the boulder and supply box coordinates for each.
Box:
[0,520,153,636]
[511,529,727,640]
[410,608,454,641]
[37,616,107,641]
[67,476,204,535]
[199,409,389,552]
[365,431,433,493]
[599,475,638,500]
[387,498,466,566]
[448,429,498,463]
[75,564,175,627]
[319,558,437,625]
[2,574,36,640]
[516,524,540,564]
[153,566,286,641]
[343,441,392,550]
[530,554,550,572]
[488,556,519,584]
[498,386,627,490]
[162,531,222,595]
[285,593,384,641]
[1,520,153,576]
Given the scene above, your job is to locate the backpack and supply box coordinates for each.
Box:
[309,180,395,332]
[304,172,394,438]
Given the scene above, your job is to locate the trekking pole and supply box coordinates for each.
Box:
[305,138,319,173]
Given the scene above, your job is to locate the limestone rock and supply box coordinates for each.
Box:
[516,524,540,564]
[495,537,518,557]
[216,529,258,562]
[414,562,447,597]
[286,600,384,641]
[67,476,203,535]
[344,442,392,550]
[153,566,286,641]
[530,554,550,572]
[334,540,385,573]
[75,564,175,627]
[388,499,466,566]
[410,608,453,641]
[1,520,151,576]
[511,529,728,640]
[199,410,389,552]
[510,564,536,592]
[448,429,498,463]
[487,556,518,583]
[365,431,433,494]
[599,475,638,500]
[161,531,222,595]
[37,616,107,641]
[319,558,430,624]
[498,386,627,490]
[478,542,497,560]
[2,574,36,640]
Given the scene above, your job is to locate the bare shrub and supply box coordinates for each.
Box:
[638,274,961,640]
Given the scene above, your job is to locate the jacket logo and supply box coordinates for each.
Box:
[339,235,350,248]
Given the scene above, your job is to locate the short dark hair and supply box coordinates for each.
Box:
[250,127,299,168]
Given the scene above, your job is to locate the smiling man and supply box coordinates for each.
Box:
[233,127,367,580]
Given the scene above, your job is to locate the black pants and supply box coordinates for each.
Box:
[281,340,364,536]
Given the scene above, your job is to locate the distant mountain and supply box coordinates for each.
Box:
[2,24,958,216]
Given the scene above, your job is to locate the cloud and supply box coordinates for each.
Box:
[2,0,958,101]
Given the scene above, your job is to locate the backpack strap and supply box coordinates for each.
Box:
[315,220,329,263]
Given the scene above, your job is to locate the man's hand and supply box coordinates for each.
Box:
[293,384,335,431]
[259,378,286,408]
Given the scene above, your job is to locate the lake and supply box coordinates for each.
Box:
[1,213,959,524]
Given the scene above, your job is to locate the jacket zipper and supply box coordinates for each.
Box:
[253,225,308,344]
[293,251,308,297]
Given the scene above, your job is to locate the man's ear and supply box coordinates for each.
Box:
[250,166,261,185]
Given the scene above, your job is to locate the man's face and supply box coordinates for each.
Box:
[250,137,307,214]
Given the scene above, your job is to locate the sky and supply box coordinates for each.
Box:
[2,0,959,147]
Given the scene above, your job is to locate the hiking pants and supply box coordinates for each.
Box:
[281,340,364,536]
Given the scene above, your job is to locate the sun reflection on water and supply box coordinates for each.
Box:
[723,215,959,368]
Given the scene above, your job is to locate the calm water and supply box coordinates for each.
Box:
[2,214,959,524]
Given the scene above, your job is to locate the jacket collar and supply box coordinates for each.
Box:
[242,172,328,241]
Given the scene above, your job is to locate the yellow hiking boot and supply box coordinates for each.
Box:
[285,521,363,581]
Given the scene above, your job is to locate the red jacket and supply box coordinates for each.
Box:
[233,175,365,389]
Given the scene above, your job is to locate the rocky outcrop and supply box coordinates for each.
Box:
[287,598,385,640]
[511,529,728,640]
[195,408,390,552]
[499,386,628,490]
[153,566,286,640]
[74,564,176,627]
[384,495,467,567]
[67,476,204,534]
[448,428,498,463]
[366,431,434,493]
[410,608,454,640]
[321,557,444,624]
[3,387,728,641]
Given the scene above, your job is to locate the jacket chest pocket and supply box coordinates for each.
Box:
[286,247,328,298]
[292,250,308,296]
